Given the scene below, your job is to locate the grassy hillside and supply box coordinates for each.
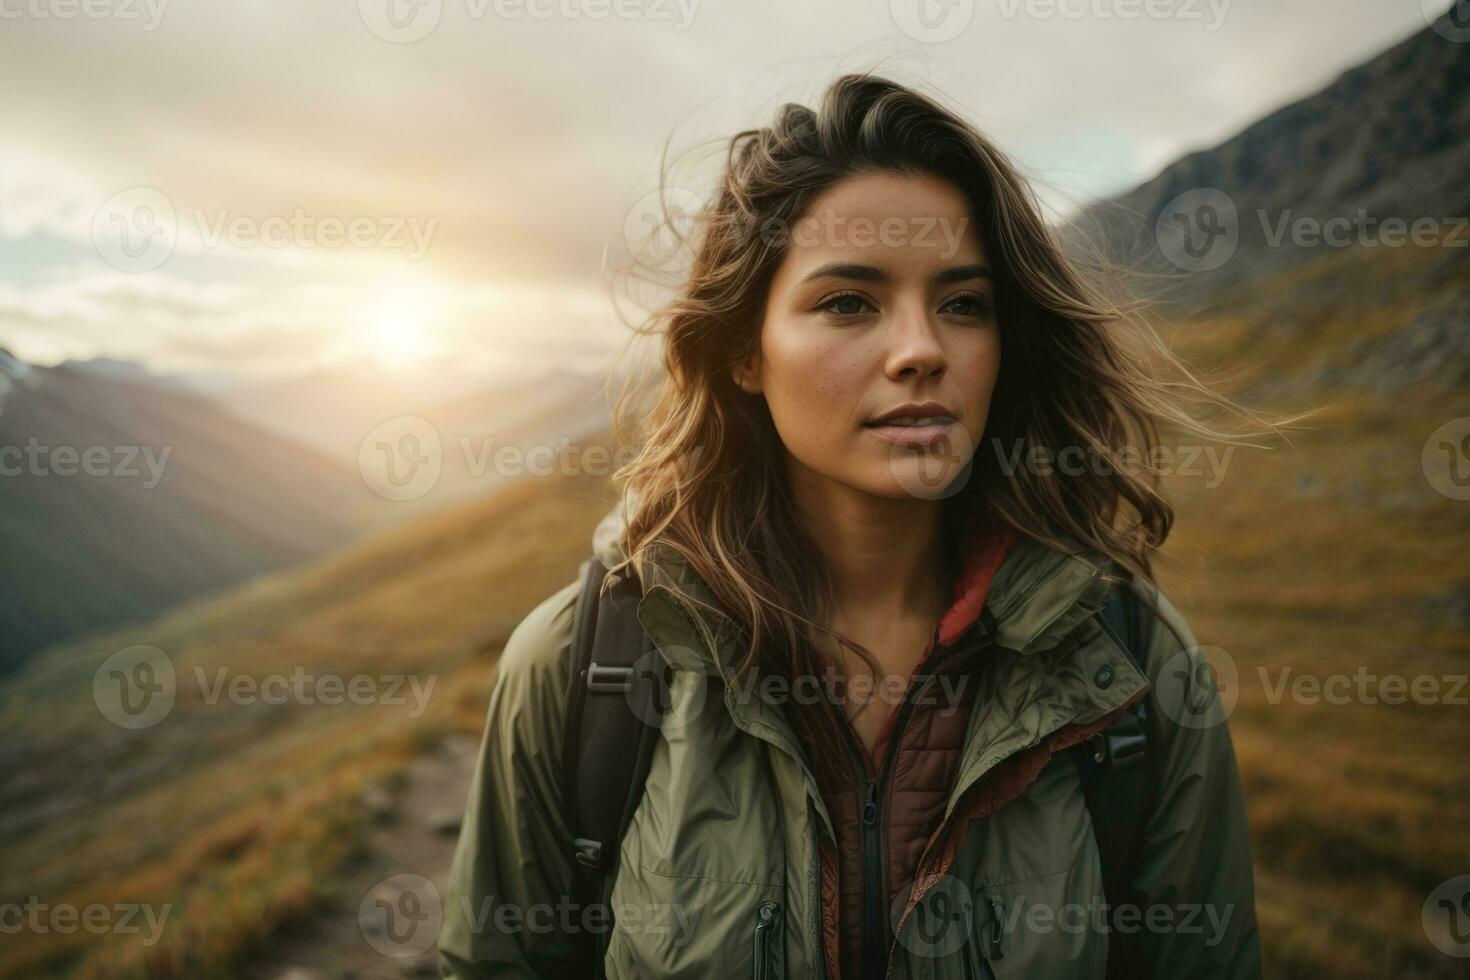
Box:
[1154,243,1469,978]
[0,457,619,979]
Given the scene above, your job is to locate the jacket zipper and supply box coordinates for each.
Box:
[861,778,881,976]
[871,629,996,975]
[986,896,1006,963]
[751,900,780,980]
[837,625,978,980]
[836,715,883,980]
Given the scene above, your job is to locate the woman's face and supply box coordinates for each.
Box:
[736,171,1001,501]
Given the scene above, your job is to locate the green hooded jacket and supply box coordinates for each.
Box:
[438,501,1262,979]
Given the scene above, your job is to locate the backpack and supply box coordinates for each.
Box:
[559,556,1159,979]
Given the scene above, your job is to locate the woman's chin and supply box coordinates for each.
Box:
[863,455,975,502]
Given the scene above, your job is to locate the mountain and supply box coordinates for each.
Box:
[0,345,627,673]
[51,356,243,397]
[0,350,370,674]
[217,361,619,461]
[1050,16,1470,979]
[0,446,619,980]
[1068,7,1470,309]
[213,359,505,461]
[217,361,623,520]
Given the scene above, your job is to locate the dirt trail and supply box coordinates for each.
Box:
[245,733,480,980]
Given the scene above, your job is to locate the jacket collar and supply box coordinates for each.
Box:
[591,496,1117,678]
[591,497,1148,834]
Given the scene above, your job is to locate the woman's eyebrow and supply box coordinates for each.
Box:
[799,262,993,286]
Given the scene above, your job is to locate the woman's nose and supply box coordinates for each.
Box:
[883,304,947,379]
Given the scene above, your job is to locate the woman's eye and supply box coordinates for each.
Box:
[819,292,873,317]
[942,293,993,318]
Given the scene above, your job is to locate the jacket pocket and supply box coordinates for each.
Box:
[751,900,781,980]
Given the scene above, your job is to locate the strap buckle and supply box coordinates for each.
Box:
[1087,729,1148,768]
[573,837,604,870]
[584,663,633,693]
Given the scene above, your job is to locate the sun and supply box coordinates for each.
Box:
[352,281,442,370]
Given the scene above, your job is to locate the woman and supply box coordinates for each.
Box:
[439,73,1266,979]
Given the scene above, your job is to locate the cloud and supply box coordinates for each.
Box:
[0,0,1439,377]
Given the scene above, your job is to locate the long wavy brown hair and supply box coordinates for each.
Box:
[601,72,1280,751]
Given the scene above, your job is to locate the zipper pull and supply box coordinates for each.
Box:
[862,780,879,826]
[986,896,1005,961]
[752,901,781,980]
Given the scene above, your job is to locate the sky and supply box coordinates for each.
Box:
[0,0,1447,386]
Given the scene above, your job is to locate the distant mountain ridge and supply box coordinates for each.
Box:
[1068,8,1470,306]
[0,352,366,673]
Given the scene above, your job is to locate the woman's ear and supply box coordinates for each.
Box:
[731,352,763,395]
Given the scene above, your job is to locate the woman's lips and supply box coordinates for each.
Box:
[862,418,954,447]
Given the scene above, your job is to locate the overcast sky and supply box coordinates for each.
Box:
[0,0,1446,384]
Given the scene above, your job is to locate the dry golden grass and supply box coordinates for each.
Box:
[0,465,619,979]
[1155,245,1470,978]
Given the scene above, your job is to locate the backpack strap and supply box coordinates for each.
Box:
[1072,578,1158,979]
[561,556,663,978]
